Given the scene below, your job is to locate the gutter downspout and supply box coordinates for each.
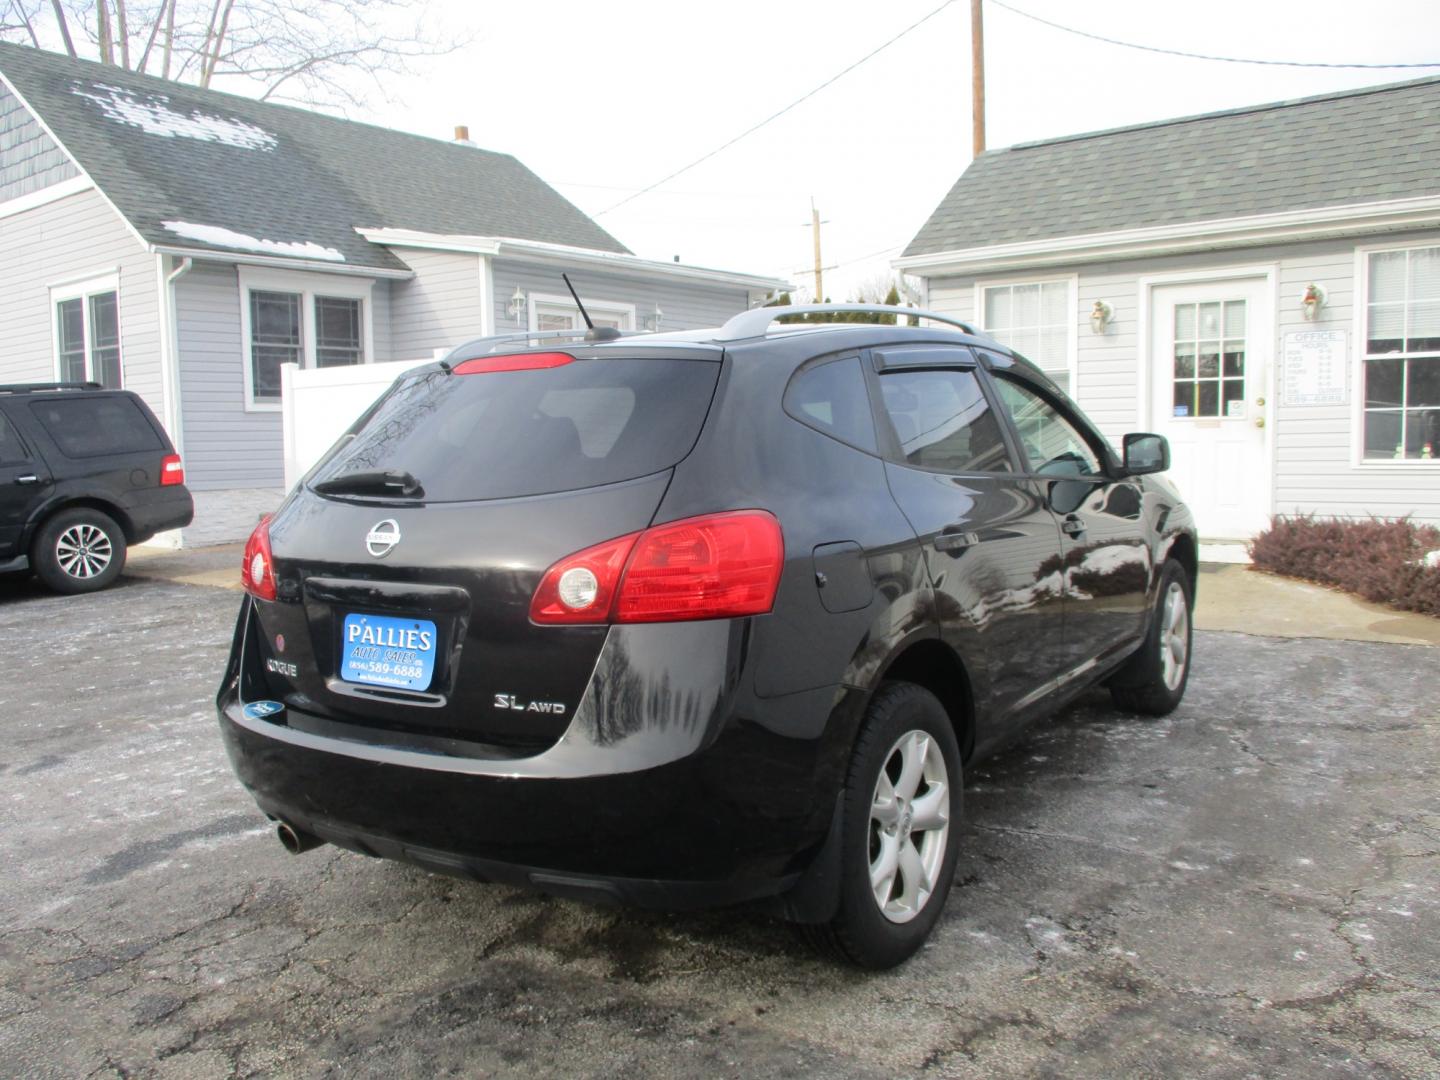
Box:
[149,253,194,550]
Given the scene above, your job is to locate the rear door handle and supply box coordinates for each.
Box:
[14,475,39,485]
[933,529,978,552]
[1061,515,1085,538]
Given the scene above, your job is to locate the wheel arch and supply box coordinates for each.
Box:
[874,638,977,763]
[25,497,138,552]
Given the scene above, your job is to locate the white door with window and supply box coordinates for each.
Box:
[1149,278,1272,538]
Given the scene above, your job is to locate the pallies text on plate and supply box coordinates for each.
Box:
[346,622,434,651]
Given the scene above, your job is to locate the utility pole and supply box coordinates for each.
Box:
[971,0,986,157]
[799,198,835,303]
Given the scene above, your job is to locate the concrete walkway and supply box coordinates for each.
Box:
[1195,562,1440,646]
[123,542,1438,647]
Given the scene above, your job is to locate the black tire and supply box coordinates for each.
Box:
[31,508,127,594]
[800,681,963,969]
[1108,559,1193,716]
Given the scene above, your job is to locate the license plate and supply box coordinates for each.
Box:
[340,613,437,692]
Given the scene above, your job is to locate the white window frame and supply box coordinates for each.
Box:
[526,291,636,334]
[49,272,123,388]
[1352,240,1440,467]
[239,266,376,412]
[973,274,1079,392]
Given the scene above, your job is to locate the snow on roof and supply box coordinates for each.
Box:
[162,221,344,261]
[72,82,276,150]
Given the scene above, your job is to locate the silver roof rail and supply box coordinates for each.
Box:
[715,304,980,342]
[446,325,636,358]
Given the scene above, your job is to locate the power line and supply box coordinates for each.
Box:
[988,0,1440,70]
[596,0,959,216]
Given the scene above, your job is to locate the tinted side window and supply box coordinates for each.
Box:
[28,396,163,458]
[878,368,1012,473]
[0,409,28,464]
[991,376,1102,477]
[783,356,878,454]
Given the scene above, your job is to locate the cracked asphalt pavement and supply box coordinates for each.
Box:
[1,570,1437,1078]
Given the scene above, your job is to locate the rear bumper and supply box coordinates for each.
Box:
[121,484,194,541]
[216,598,865,906]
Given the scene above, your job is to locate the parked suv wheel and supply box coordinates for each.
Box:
[1108,559,1193,716]
[32,508,127,594]
[802,681,963,969]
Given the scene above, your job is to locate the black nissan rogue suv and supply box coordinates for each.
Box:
[0,383,193,593]
[217,305,1196,968]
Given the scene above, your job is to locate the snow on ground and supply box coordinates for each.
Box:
[71,82,277,150]
[161,221,346,262]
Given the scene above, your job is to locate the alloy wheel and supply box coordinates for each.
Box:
[869,729,951,924]
[1160,580,1189,691]
[55,523,113,580]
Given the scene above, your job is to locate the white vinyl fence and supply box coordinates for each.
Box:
[280,357,439,490]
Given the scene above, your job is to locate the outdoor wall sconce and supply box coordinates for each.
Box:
[643,304,664,332]
[508,287,527,323]
[1089,300,1113,335]
[1300,282,1327,321]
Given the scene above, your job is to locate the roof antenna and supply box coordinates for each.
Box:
[561,273,594,330]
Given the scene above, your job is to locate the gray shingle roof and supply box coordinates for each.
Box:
[904,76,1440,258]
[0,41,630,270]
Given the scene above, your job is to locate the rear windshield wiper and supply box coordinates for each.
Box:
[312,469,425,498]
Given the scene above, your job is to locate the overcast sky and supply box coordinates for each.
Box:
[81,1,1440,299]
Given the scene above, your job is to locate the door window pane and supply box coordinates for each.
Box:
[783,356,878,453]
[315,296,363,367]
[0,411,25,464]
[56,298,86,383]
[1172,300,1245,418]
[250,290,301,400]
[877,368,1011,472]
[992,376,1101,477]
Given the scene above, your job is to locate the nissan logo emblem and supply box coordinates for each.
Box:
[365,519,401,558]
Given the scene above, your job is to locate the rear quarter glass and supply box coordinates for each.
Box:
[308,356,721,502]
[27,395,165,457]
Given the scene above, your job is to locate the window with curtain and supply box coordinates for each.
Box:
[54,288,122,388]
[1364,247,1440,460]
[980,281,1072,393]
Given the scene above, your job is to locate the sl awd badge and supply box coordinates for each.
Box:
[366,519,401,558]
[494,693,566,715]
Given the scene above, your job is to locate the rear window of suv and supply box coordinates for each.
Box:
[310,355,721,502]
[28,395,163,458]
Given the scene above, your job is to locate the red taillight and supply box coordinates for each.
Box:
[241,515,277,601]
[160,453,185,486]
[529,531,639,624]
[530,510,784,625]
[453,352,574,375]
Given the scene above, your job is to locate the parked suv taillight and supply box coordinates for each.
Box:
[531,510,784,625]
[241,516,277,601]
[160,453,185,486]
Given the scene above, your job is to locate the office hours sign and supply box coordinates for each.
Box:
[1282,330,1348,407]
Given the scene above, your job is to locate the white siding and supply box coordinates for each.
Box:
[174,261,283,491]
[922,228,1440,527]
[387,247,483,358]
[0,187,161,414]
[492,258,749,335]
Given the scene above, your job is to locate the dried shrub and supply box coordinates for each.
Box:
[1249,516,1440,617]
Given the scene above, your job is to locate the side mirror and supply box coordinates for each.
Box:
[1122,433,1169,475]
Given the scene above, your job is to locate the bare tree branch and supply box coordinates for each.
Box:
[48,0,74,55]
[136,0,167,72]
[200,0,233,86]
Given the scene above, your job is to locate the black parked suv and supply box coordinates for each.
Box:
[0,383,193,593]
[217,305,1195,968]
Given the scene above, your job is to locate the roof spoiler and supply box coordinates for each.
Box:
[442,325,630,363]
[716,304,981,342]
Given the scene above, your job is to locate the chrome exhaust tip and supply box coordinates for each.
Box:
[276,820,326,855]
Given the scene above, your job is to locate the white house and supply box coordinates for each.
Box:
[896,77,1440,539]
[0,42,788,544]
